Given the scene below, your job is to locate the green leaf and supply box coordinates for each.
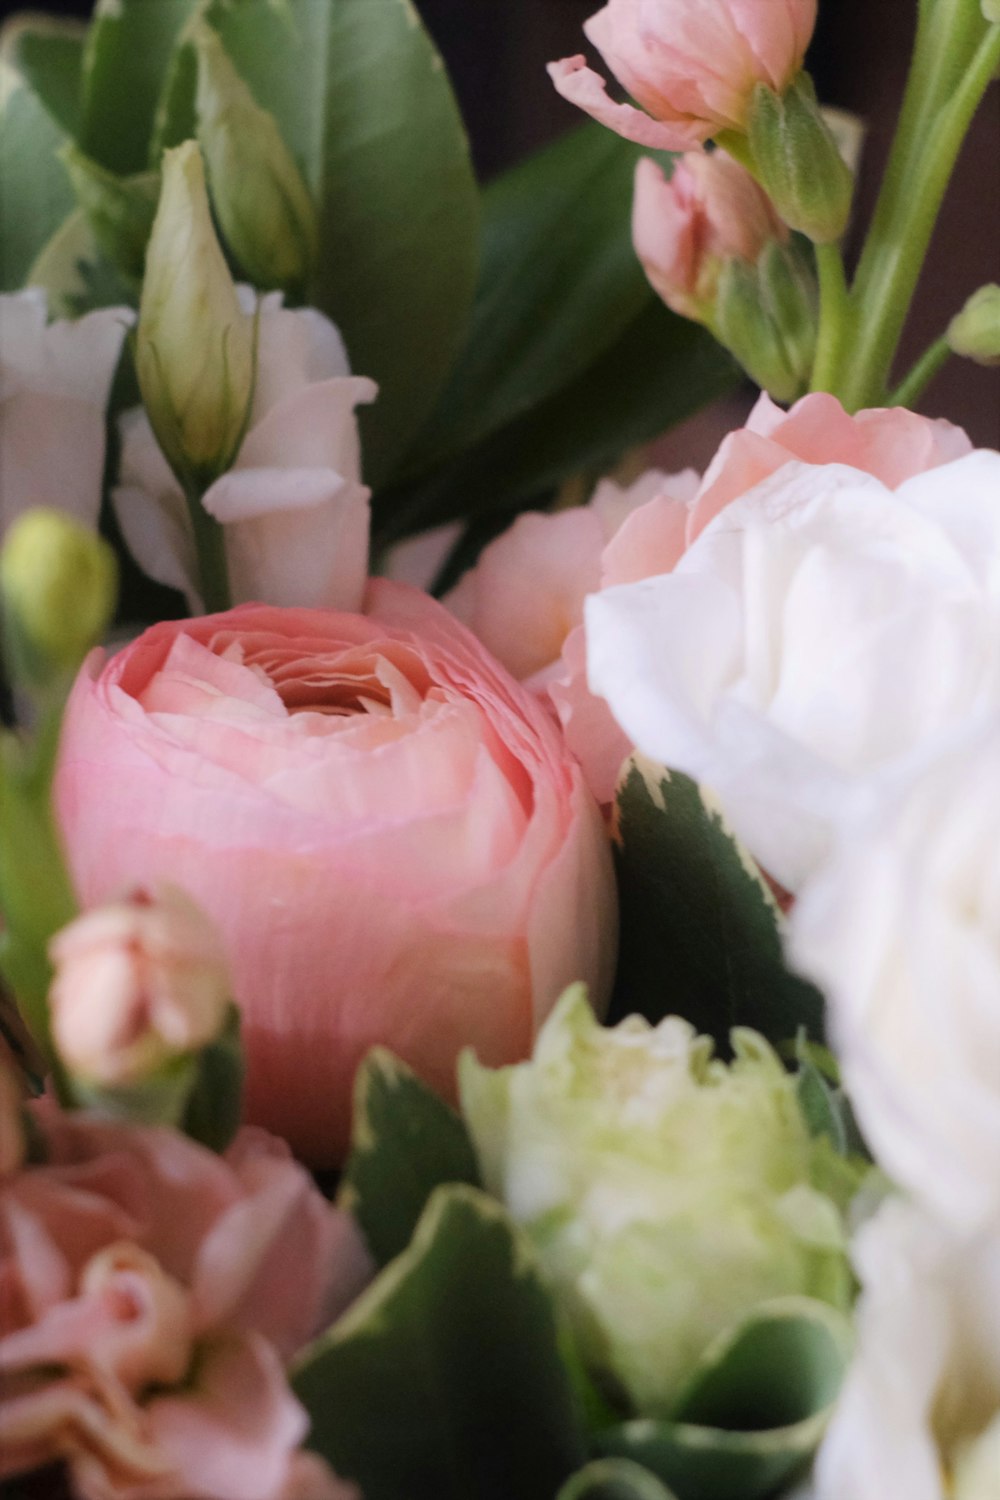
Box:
[596,1298,852,1500]
[202,0,480,487]
[608,761,825,1048]
[399,123,665,481]
[374,300,735,545]
[26,208,101,317]
[559,1460,681,1500]
[60,145,159,283]
[340,1047,481,1269]
[0,71,75,289]
[293,1184,587,1500]
[80,0,199,174]
[796,1054,848,1155]
[181,1004,245,1154]
[2,15,85,137]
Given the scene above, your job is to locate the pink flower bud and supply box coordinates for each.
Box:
[632,152,787,321]
[49,886,230,1088]
[549,0,817,149]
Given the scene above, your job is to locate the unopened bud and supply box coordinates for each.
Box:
[1,509,117,689]
[194,23,318,293]
[716,253,811,404]
[136,140,255,489]
[49,885,230,1094]
[748,76,854,244]
[948,284,1000,367]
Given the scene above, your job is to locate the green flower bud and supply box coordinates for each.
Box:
[136,140,255,490]
[194,22,318,293]
[715,241,817,404]
[748,75,854,244]
[948,284,1000,367]
[1,509,116,689]
[459,987,850,1417]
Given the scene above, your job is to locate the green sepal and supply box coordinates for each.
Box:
[748,75,853,245]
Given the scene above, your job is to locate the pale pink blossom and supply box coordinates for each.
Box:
[55,584,617,1165]
[548,0,817,150]
[49,886,230,1088]
[633,152,787,321]
[0,1106,371,1497]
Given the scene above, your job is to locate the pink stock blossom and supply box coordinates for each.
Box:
[0,1105,370,1498]
[632,153,786,321]
[548,0,817,150]
[442,395,972,804]
[55,584,617,1166]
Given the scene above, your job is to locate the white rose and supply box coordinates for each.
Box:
[789,724,1000,1234]
[114,289,377,612]
[815,1196,1000,1500]
[0,289,132,538]
[586,450,1000,892]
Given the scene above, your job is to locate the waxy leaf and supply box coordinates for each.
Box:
[3,16,84,138]
[0,67,75,290]
[340,1047,480,1268]
[293,1184,587,1500]
[609,760,825,1047]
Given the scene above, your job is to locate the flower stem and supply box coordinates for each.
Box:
[841,17,1000,411]
[811,242,850,394]
[184,486,232,614]
[888,335,952,408]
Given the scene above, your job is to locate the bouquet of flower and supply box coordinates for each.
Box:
[1,0,998,1495]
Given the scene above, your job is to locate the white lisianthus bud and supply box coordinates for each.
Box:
[459,986,849,1416]
[136,140,255,490]
[194,22,318,293]
[49,885,230,1090]
[0,508,117,687]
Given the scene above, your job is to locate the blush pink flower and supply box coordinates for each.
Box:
[0,1105,371,1498]
[548,0,817,150]
[441,394,972,805]
[633,152,787,321]
[55,583,616,1166]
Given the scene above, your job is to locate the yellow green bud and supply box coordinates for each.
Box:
[748,76,854,244]
[948,284,1000,367]
[194,22,318,293]
[136,140,255,490]
[1,509,117,688]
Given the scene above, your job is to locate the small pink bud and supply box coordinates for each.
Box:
[49,885,230,1088]
[548,0,817,149]
[632,152,787,321]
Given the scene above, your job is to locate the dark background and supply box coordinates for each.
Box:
[6,0,999,446]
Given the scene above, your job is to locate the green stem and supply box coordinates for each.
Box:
[888,335,953,408]
[185,486,232,614]
[811,242,850,393]
[842,20,1000,410]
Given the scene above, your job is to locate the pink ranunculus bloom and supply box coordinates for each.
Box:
[49,886,230,1089]
[548,0,818,150]
[55,583,617,1166]
[633,152,787,321]
[0,1105,371,1498]
[441,394,972,805]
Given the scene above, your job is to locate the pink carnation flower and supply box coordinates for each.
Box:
[0,1104,371,1498]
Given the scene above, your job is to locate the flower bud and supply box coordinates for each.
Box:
[716,240,817,403]
[49,885,230,1093]
[0,508,117,690]
[136,140,255,490]
[947,284,1000,367]
[193,23,318,293]
[459,986,849,1416]
[748,75,854,243]
[632,151,788,324]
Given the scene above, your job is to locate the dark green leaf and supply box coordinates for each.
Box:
[596,1298,851,1500]
[0,73,75,290]
[340,1047,481,1268]
[203,0,480,487]
[80,0,199,174]
[293,1184,587,1500]
[609,761,825,1047]
[3,17,85,137]
[181,1004,245,1154]
[375,301,736,544]
[399,123,666,481]
[796,1056,848,1155]
[558,1460,681,1500]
